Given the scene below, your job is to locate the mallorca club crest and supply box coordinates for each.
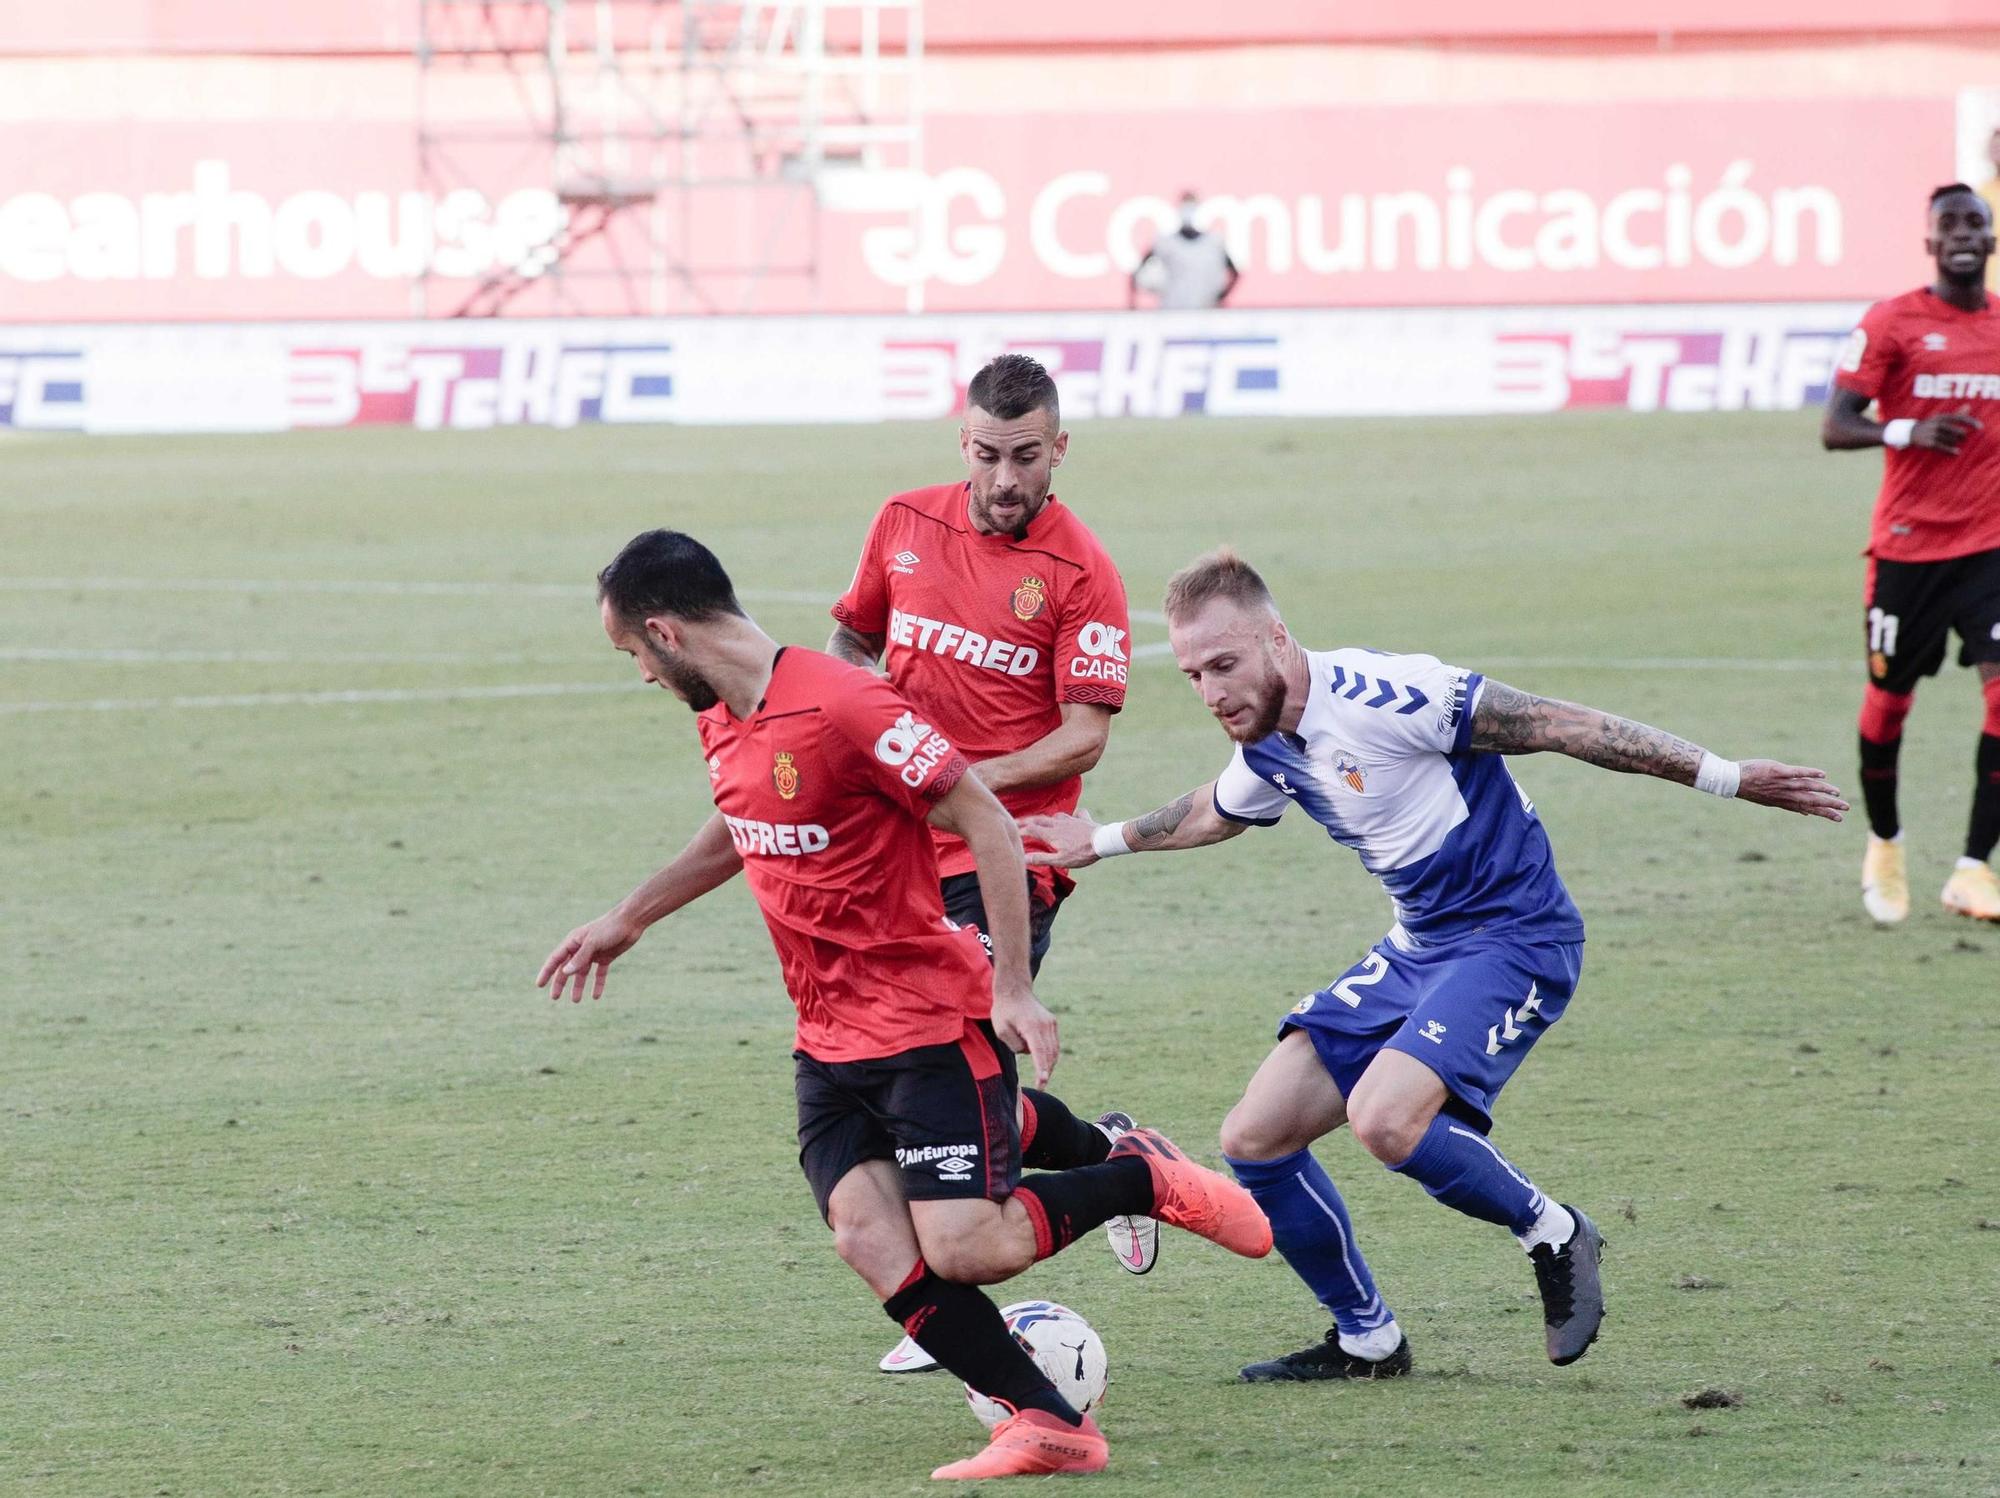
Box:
[1010,575,1048,622]
[1869,650,1890,681]
[1334,753,1366,793]
[772,750,800,800]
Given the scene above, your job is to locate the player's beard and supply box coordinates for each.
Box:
[1219,661,1287,743]
[967,484,1049,541]
[642,638,720,712]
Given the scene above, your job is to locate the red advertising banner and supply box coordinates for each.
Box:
[6,0,1992,56]
[0,99,1950,320]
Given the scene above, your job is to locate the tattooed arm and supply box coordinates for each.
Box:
[1017,781,1248,869]
[1469,679,1707,782]
[1468,678,1849,820]
[825,623,886,670]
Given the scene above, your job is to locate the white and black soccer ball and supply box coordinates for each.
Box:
[964,1300,1108,1430]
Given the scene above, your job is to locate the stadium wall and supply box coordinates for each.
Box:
[1,5,1991,327]
[5,2,1996,55]
[0,303,1863,433]
[0,98,1957,319]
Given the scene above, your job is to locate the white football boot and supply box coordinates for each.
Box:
[877,1334,940,1374]
[1095,1111,1160,1275]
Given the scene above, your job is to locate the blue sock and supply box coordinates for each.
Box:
[1226,1149,1394,1336]
[1390,1113,1546,1234]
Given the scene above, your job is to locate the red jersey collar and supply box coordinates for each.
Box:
[709,645,789,727]
[1921,286,1995,318]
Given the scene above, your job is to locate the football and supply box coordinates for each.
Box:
[964,1301,1108,1429]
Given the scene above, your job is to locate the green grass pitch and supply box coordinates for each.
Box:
[2,412,1995,1497]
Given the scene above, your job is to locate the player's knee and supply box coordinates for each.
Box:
[1859,683,1915,743]
[921,1234,1018,1286]
[1347,1098,1424,1167]
[1981,672,2000,736]
[830,1215,906,1285]
[1218,1102,1291,1162]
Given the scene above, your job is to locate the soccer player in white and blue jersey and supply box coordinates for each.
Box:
[1023,549,1846,1379]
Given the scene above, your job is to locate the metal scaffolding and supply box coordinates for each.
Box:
[415,0,923,317]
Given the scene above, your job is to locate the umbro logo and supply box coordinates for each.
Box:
[891,549,921,574]
[897,1142,979,1181]
[1924,333,1949,351]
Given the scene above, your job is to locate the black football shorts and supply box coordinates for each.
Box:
[794,1018,1020,1223]
[1865,546,2000,695]
[939,872,1064,978]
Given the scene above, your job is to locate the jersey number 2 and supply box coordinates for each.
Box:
[1331,951,1390,1008]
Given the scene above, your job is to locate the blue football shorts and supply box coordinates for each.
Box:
[1277,932,1584,1130]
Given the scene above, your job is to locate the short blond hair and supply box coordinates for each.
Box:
[1162,546,1276,624]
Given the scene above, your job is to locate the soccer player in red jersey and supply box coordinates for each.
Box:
[828,356,1160,1361]
[1825,183,2000,925]
[537,530,1270,1481]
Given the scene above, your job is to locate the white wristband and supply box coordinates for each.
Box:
[1882,418,1916,450]
[1090,821,1134,859]
[1694,752,1741,799]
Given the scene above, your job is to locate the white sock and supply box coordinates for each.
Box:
[1956,856,1987,872]
[1336,1320,1403,1361]
[1515,1198,1575,1254]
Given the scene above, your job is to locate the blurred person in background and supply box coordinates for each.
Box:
[1980,128,2000,291]
[1129,191,1240,310]
[1824,182,2000,926]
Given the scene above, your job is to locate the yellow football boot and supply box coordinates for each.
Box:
[1941,860,2000,923]
[1861,835,1910,926]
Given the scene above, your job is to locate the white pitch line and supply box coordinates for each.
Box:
[1128,640,1849,672]
[0,647,582,666]
[0,682,634,715]
[0,576,840,606]
[1468,655,1852,673]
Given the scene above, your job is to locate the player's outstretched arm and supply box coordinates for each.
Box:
[972,702,1113,795]
[1468,680,1848,821]
[928,772,1060,1087]
[535,811,744,1003]
[1019,781,1250,870]
[1822,387,1980,454]
[825,623,887,670]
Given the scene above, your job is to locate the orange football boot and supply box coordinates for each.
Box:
[1109,1127,1273,1259]
[930,1409,1108,1480]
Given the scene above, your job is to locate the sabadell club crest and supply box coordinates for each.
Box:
[1010,575,1047,622]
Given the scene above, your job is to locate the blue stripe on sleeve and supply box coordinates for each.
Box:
[1213,785,1283,827]
[1452,673,1486,755]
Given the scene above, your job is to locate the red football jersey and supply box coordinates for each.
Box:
[1835,288,2000,562]
[831,483,1130,898]
[695,648,991,1064]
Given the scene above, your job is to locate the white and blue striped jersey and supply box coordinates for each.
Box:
[1212,647,1583,946]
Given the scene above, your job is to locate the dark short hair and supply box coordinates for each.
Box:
[1930,182,1981,207]
[596,529,744,624]
[966,353,1059,424]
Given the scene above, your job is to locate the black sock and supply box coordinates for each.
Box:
[1020,1089,1112,1170]
[1012,1156,1155,1259]
[1859,734,1903,840]
[883,1262,1080,1426]
[1968,733,2000,862]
